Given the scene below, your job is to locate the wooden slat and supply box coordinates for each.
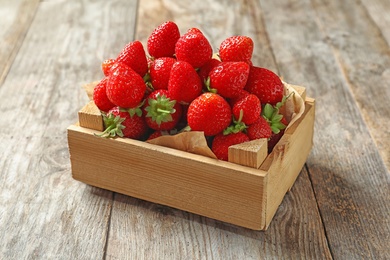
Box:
[361,0,390,46]
[0,0,39,86]
[0,0,138,258]
[259,0,390,258]
[104,0,331,259]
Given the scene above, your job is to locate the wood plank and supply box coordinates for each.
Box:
[0,0,138,258]
[259,0,390,258]
[361,0,390,46]
[312,0,390,173]
[0,0,39,86]
[104,0,332,258]
[105,166,331,259]
[228,138,268,168]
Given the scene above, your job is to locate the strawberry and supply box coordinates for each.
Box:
[232,94,261,125]
[93,78,115,112]
[115,41,148,77]
[197,58,221,86]
[147,21,180,59]
[268,130,285,153]
[99,106,148,140]
[219,36,254,64]
[167,61,202,104]
[149,57,176,90]
[208,62,250,98]
[245,66,284,106]
[106,63,146,108]
[175,28,213,68]
[144,90,182,130]
[101,58,115,76]
[246,116,272,140]
[147,129,178,140]
[228,89,250,107]
[212,132,250,161]
[187,92,231,136]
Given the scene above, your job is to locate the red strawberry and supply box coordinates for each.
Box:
[187,92,231,136]
[147,21,180,58]
[149,57,176,90]
[246,116,272,140]
[168,61,202,104]
[101,58,115,76]
[208,62,250,98]
[245,66,284,106]
[197,58,221,86]
[106,63,146,108]
[219,36,254,64]
[93,78,115,112]
[100,106,148,140]
[228,89,250,107]
[144,90,182,130]
[115,41,148,77]
[175,28,213,68]
[232,94,261,125]
[212,132,250,161]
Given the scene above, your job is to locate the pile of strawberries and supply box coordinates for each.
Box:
[93,21,289,161]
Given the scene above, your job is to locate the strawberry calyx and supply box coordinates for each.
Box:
[145,93,176,126]
[119,100,145,118]
[97,112,126,138]
[262,93,293,134]
[223,109,247,135]
[204,77,217,94]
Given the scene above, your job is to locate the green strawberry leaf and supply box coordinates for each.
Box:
[95,113,126,138]
[144,93,176,126]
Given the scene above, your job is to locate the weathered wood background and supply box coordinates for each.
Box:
[0,0,389,259]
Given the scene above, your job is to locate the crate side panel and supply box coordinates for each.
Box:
[261,100,315,228]
[67,125,267,230]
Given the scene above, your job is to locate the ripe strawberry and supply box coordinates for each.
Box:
[212,132,250,161]
[246,116,272,140]
[187,92,231,136]
[147,21,180,58]
[93,78,115,112]
[147,129,178,140]
[106,63,146,108]
[228,89,250,107]
[144,90,182,131]
[115,41,148,77]
[208,62,250,98]
[100,106,148,140]
[197,58,221,86]
[101,58,115,76]
[245,66,284,106]
[232,94,261,125]
[149,57,176,90]
[167,61,202,104]
[219,36,254,64]
[175,28,213,68]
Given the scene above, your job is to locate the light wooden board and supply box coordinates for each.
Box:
[259,0,390,258]
[0,0,138,258]
[0,0,39,86]
[1,0,389,259]
[104,0,332,259]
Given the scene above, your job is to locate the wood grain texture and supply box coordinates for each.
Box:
[361,0,390,46]
[0,0,39,86]
[0,0,138,258]
[259,0,390,258]
[104,0,331,259]
[311,0,390,173]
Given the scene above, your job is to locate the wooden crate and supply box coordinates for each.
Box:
[67,92,315,230]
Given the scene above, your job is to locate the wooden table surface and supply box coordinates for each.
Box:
[1,0,389,259]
